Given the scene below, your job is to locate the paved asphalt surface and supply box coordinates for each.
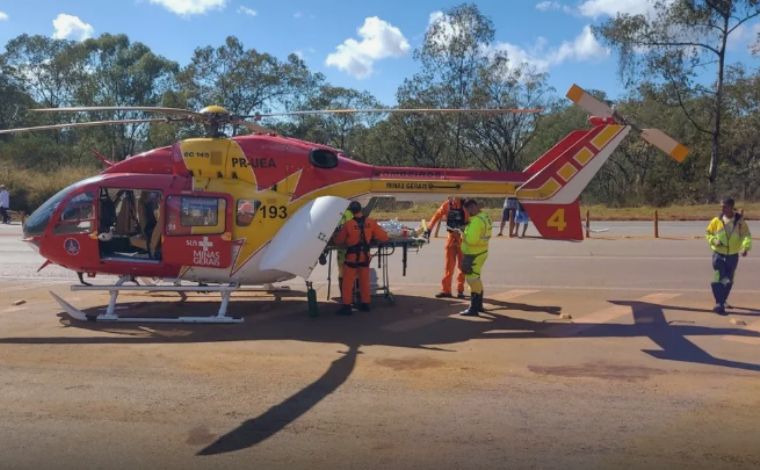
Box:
[1,221,760,469]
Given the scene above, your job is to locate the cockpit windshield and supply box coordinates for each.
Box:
[23,179,95,237]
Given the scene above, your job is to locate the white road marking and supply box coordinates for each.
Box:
[542,292,682,337]
[485,289,540,303]
[722,318,760,345]
[382,289,539,332]
[316,281,760,295]
[533,255,757,261]
[0,281,69,295]
[1,306,27,313]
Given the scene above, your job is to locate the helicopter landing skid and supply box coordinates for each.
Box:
[50,282,244,324]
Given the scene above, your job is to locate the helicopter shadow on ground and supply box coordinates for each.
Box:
[482,298,562,315]
[605,300,760,372]
[2,294,760,456]
[31,294,562,350]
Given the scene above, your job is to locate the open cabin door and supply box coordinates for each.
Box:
[162,193,233,269]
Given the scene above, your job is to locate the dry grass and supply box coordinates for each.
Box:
[0,164,98,214]
[373,201,760,222]
[1,163,757,222]
[580,203,760,221]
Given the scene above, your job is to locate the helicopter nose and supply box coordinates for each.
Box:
[23,236,41,252]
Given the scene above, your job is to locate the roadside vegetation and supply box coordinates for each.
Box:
[372,200,760,222]
[1,2,759,215]
[0,163,96,214]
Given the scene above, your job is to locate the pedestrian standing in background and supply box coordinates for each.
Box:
[705,198,752,315]
[0,184,10,224]
[497,196,518,237]
[515,202,530,238]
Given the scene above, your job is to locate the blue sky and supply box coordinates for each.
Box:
[1,0,758,105]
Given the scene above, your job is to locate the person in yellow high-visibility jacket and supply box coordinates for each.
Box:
[460,199,493,316]
[705,198,752,315]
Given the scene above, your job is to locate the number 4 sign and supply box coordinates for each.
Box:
[523,201,583,241]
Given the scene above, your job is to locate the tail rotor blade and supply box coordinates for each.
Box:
[641,128,689,162]
[566,84,613,118]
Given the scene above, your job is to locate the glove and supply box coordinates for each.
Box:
[98,231,113,242]
[318,252,328,265]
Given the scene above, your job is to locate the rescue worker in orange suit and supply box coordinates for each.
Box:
[424,197,469,299]
[333,201,389,315]
[336,206,354,297]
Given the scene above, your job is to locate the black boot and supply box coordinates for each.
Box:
[724,283,734,309]
[711,282,724,305]
[478,290,485,312]
[460,293,480,316]
[336,304,352,316]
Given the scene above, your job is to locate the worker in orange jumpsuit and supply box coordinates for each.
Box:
[425,197,469,299]
[333,201,389,315]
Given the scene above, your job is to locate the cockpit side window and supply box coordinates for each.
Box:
[54,191,95,235]
[236,199,261,227]
[23,183,80,237]
[166,195,226,235]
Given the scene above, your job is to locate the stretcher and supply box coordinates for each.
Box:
[323,236,427,304]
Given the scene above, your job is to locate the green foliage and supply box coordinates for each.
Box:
[1,5,760,213]
[594,0,760,184]
[178,36,322,136]
[0,163,97,213]
[384,3,555,170]
[283,85,382,151]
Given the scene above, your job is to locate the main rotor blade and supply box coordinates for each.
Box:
[0,118,174,135]
[566,84,613,118]
[246,107,542,119]
[236,120,275,135]
[32,106,201,117]
[641,128,689,162]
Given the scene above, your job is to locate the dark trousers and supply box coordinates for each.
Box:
[711,252,739,306]
[0,207,9,224]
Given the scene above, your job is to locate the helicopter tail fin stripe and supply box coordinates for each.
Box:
[522,200,583,241]
[517,124,629,204]
[523,130,588,175]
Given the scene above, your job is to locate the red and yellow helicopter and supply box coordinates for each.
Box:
[1,84,688,323]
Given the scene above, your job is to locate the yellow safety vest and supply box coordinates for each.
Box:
[706,215,752,255]
[462,212,492,255]
[340,209,353,225]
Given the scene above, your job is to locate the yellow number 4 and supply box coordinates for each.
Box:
[547,208,567,231]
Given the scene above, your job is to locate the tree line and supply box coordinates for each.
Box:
[1,2,758,213]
